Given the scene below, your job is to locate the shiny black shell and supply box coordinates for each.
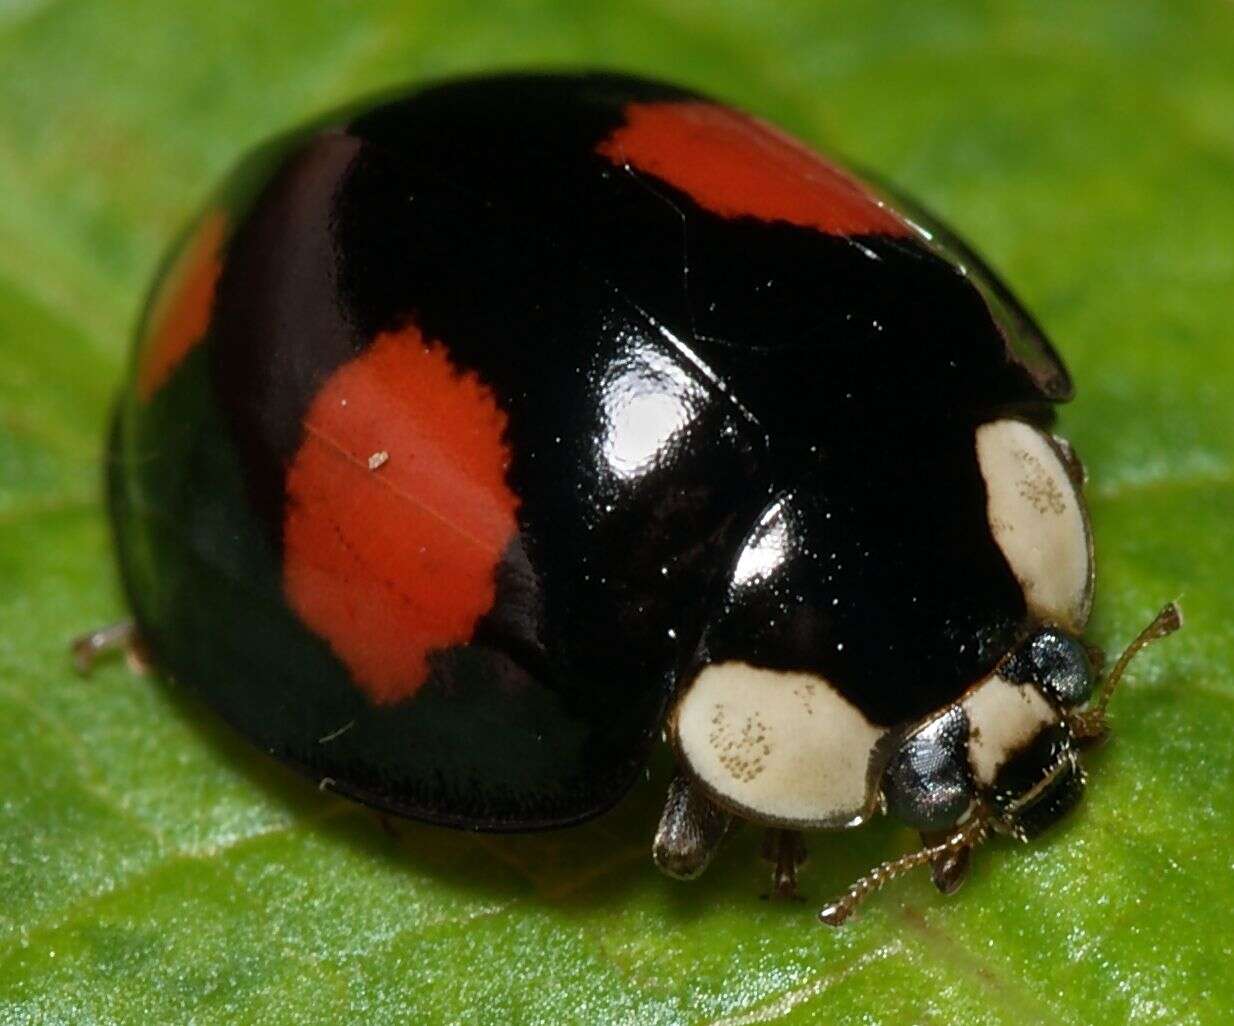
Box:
[109,72,1070,830]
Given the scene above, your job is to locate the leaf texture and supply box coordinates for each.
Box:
[1,2,1231,1023]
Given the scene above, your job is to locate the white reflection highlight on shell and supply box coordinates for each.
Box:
[601,348,697,479]
[732,498,789,587]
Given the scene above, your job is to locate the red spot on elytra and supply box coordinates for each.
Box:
[597,102,910,238]
[137,211,228,400]
[283,325,519,704]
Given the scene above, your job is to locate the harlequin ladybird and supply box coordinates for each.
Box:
[79,71,1179,923]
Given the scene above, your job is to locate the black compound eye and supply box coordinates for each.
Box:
[1003,627,1094,707]
[882,706,974,832]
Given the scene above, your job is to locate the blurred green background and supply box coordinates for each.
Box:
[2,2,1232,1023]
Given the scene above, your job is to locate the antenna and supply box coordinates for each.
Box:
[818,812,989,927]
[1072,602,1182,741]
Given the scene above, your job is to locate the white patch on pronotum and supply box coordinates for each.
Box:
[961,674,1058,785]
[673,662,886,827]
[975,419,1092,631]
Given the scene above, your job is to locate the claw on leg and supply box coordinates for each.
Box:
[70,620,147,675]
[761,828,807,901]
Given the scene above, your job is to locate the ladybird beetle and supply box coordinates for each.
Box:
[80,71,1179,923]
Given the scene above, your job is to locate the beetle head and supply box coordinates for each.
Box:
[822,604,1180,926]
[882,623,1097,843]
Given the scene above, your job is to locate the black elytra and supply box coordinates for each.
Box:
[108,71,1075,834]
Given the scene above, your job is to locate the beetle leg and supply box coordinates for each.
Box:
[70,620,150,676]
[375,813,401,840]
[922,829,972,894]
[761,828,807,901]
[653,773,733,880]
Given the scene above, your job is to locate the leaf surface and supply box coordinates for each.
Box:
[1,2,1231,1023]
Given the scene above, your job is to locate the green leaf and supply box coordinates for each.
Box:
[2,2,1230,1023]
